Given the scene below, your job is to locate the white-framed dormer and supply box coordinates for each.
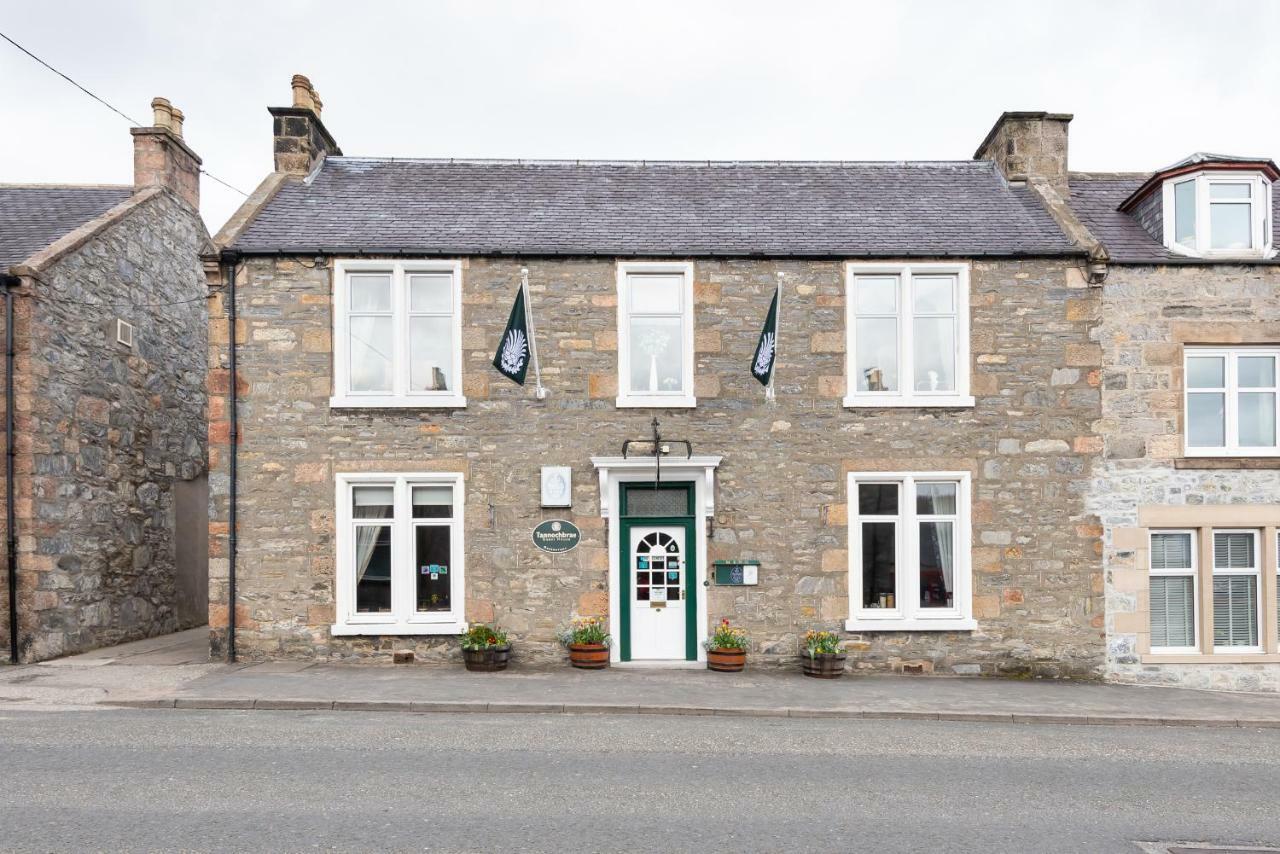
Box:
[1161,171,1275,259]
[844,263,974,408]
[615,261,696,408]
[331,259,467,409]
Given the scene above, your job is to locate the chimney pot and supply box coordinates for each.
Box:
[150,97,174,131]
[170,107,185,138]
[271,74,341,174]
[291,74,316,112]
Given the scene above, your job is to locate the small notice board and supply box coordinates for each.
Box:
[713,560,759,586]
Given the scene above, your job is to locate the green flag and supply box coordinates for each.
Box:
[492,285,530,385]
[751,285,779,388]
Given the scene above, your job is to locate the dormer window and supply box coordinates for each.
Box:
[1163,171,1273,258]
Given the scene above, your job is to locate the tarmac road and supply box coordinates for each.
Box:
[1,708,1279,853]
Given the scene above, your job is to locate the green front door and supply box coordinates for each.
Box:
[618,482,697,661]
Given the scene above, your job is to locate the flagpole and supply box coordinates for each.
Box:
[520,267,547,400]
[766,273,781,401]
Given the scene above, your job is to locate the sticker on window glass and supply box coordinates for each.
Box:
[667,570,679,581]
[650,586,667,602]
[668,558,680,570]
[637,557,649,569]
[651,557,666,570]
[421,564,447,579]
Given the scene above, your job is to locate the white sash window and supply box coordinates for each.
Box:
[616,262,696,408]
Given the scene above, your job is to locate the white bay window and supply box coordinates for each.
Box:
[333,472,466,635]
[332,260,465,408]
[1163,171,1274,258]
[846,471,974,632]
[844,263,972,408]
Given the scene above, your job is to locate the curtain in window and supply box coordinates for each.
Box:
[935,522,954,598]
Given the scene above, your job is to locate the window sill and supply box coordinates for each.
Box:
[329,395,467,410]
[845,617,977,633]
[1141,652,1280,664]
[1175,457,1280,469]
[843,395,975,409]
[330,621,467,637]
[616,395,697,409]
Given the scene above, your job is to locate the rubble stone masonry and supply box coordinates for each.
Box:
[0,192,208,661]
[1090,263,1280,692]
[208,254,1105,674]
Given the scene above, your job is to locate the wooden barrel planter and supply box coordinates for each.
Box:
[801,652,847,679]
[706,648,746,673]
[567,642,610,669]
[462,645,511,672]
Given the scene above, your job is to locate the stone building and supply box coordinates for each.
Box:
[1070,154,1280,691]
[0,99,210,663]
[207,80,1107,675]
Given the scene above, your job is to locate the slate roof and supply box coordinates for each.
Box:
[1070,173,1280,264]
[0,185,134,271]
[231,157,1079,258]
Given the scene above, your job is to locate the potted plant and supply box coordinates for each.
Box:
[556,616,611,669]
[801,630,846,679]
[459,623,511,672]
[703,618,747,672]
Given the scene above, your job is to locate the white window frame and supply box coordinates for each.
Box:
[333,472,467,635]
[615,261,696,408]
[846,471,975,632]
[844,263,973,408]
[331,259,466,409]
[1183,347,1280,457]
[1211,528,1262,654]
[1161,171,1275,259]
[1147,529,1200,655]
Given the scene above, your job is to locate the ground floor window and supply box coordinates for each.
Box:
[846,471,974,632]
[1144,522,1279,658]
[333,472,465,635]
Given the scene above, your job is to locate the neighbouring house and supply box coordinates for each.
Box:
[206,78,1108,675]
[0,98,210,663]
[1072,152,1280,691]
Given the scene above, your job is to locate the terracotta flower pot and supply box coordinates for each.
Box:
[801,651,847,679]
[706,648,746,672]
[462,644,511,672]
[567,642,610,669]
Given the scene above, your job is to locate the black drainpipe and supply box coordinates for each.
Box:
[2,273,19,664]
[220,251,239,663]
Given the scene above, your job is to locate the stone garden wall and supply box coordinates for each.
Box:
[208,254,1105,675]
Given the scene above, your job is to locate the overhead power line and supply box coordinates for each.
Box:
[0,29,249,197]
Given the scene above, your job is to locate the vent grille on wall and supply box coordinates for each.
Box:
[116,319,134,348]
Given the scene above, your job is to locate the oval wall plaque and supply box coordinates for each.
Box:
[532,519,581,553]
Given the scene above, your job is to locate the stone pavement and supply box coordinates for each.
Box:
[4,627,1280,727]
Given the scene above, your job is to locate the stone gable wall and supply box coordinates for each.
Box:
[1090,263,1280,692]
[208,255,1105,675]
[0,191,208,661]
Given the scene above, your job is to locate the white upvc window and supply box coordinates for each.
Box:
[846,471,974,632]
[1162,171,1274,258]
[331,259,466,408]
[333,472,466,635]
[1148,530,1199,654]
[844,263,973,408]
[615,261,696,408]
[1212,529,1261,653]
[1184,347,1280,457]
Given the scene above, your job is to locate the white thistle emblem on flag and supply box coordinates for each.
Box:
[753,332,775,378]
[499,329,528,374]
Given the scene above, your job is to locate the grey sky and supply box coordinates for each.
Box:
[2,0,1278,232]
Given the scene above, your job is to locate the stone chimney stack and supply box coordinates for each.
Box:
[270,74,342,175]
[131,97,202,210]
[974,111,1072,194]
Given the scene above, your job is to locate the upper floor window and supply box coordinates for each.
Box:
[331,260,465,409]
[1184,347,1279,457]
[844,263,973,408]
[1163,172,1274,258]
[616,262,695,408]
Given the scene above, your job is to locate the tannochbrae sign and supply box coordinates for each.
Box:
[532,519,581,553]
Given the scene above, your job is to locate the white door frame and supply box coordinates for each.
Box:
[591,455,721,663]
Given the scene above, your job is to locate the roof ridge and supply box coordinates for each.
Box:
[329,156,994,169]
[0,183,132,190]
